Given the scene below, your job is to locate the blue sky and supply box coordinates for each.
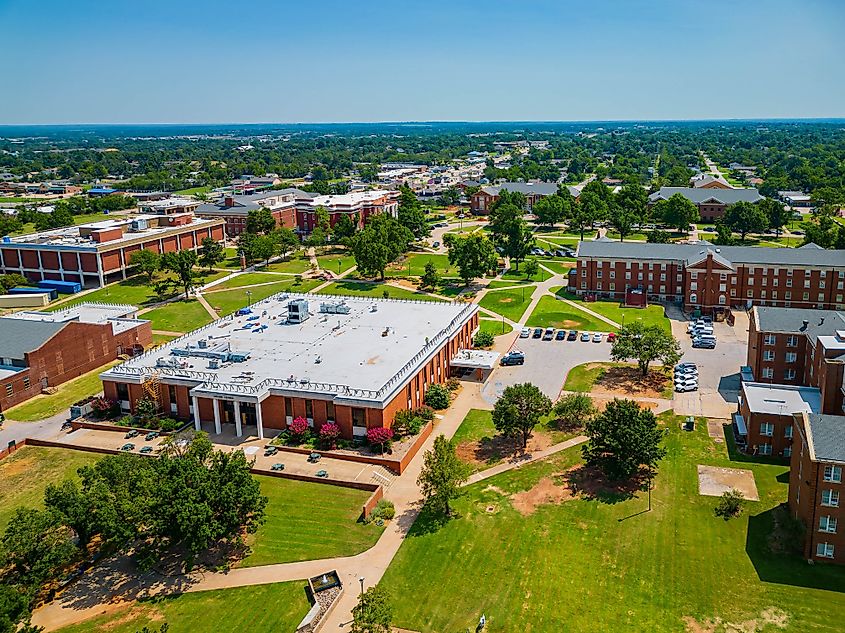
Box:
[1,0,843,124]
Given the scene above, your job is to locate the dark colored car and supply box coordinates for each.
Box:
[500,351,526,366]
[555,329,566,340]
[532,328,543,339]
[567,330,578,341]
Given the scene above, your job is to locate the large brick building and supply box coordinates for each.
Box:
[735,382,820,458]
[100,294,482,441]
[790,412,845,564]
[197,188,398,237]
[648,186,762,221]
[0,303,152,412]
[470,182,578,214]
[572,240,845,312]
[0,211,225,288]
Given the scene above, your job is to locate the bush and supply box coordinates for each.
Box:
[115,415,134,427]
[473,331,494,348]
[445,377,461,392]
[289,416,310,440]
[319,422,341,449]
[715,489,745,520]
[553,392,597,431]
[367,427,394,454]
[368,499,396,523]
[91,397,119,420]
[424,384,450,410]
[158,418,180,432]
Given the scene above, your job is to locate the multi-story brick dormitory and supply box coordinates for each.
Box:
[470,182,580,214]
[790,412,845,564]
[0,303,151,412]
[571,239,845,313]
[0,211,225,289]
[647,186,763,221]
[100,293,489,441]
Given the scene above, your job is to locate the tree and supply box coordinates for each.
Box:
[610,322,681,377]
[306,206,331,249]
[252,234,277,267]
[273,227,300,260]
[492,382,552,448]
[758,198,791,238]
[609,204,637,241]
[130,249,160,283]
[437,186,461,207]
[417,435,469,516]
[552,392,597,431]
[424,384,450,409]
[713,221,736,246]
[488,197,533,269]
[654,194,699,233]
[647,229,671,244]
[715,489,745,520]
[350,214,412,279]
[245,208,276,235]
[473,330,494,348]
[523,259,539,280]
[366,427,394,455]
[447,234,497,286]
[0,584,36,633]
[582,398,666,481]
[533,193,568,227]
[420,260,440,289]
[0,507,77,591]
[332,213,357,243]
[0,274,28,294]
[198,237,224,271]
[159,250,200,300]
[723,201,768,241]
[351,585,393,633]
[577,181,613,236]
[397,185,430,240]
[610,183,648,241]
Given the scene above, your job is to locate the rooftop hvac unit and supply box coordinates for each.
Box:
[287,299,310,323]
[197,339,208,349]
[228,351,250,363]
[208,358,219,369]
[319,301,350,315]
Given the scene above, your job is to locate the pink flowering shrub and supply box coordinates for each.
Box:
[319,422,341,449]
[289,416,309,439]
[367,427,394,454]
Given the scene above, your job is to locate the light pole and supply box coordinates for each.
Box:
[246,290,252,307]
[359,576,365,597]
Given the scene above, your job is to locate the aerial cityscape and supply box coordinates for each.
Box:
[1,1,844,632]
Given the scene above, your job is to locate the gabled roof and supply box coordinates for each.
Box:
[691,174,732,189]
[648,187,762,205]
[0,320,67,360]
[480,182,559,197]
[752,307,845,345]
[686,249,735,271]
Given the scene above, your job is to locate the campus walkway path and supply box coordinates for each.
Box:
[464,434,588,486]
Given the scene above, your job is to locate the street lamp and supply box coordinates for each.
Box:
[246,290,252,307]
[359,576,365,597]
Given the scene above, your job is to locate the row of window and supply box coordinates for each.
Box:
[759,422,793,438]
[759,368,796,380]
[762,350,799,363]
[594,270,680,283]
[764,334,800,346]
[690,268,844,279]
[3,376,31,397]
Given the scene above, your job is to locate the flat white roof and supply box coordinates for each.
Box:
[103,293,476,407]
[450,349,500,370]
[307,190,393,208]
[5,302,145,335]
[741,382,821,416]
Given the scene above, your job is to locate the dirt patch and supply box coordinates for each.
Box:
[591,365,670,399]
[102,605,165,630]
[456,430,554,468]
[683,607,789,633]
[0,453,33,478]
[707,419,726,442]
[591,396,660,412]
[697,465,759,501]
[498,297,515,303]
[511,474,575,515]
[562,465,645,502]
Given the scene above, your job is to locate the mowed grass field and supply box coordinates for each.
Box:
[242,476,384,566]
[54,582,311,633]
[315,280,445,302]
[380,415,845,632]
[141,299,214,333]
[524,295,611,331]
[478,287,534,322]
[203,278,322,316]
[551,288,670,332]
[0,447,100,529]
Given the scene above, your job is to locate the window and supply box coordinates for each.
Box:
[803,292,810,301]
[819,293,825,302]
[761,290,767,299]
[637,272,643,281]
[326,401,335,422]
[817,543,835,559]
[759,443,772,455]
[824,465,843,483]
[783,446,792,458]
[676,274,682,282]
[22,376,30,390]
[763,350,775,361]
[720,273,727,281]
[4,384,11,397]
[805,279,811,288]
[660,285,666,293]
[661,263,667,271]
[820,516,838,533]
[609,283,615,291]
[822,489,840,507]
[284,397,293,419]
[610,271,616,279]
[786,352,797,363]
[730,288,737,297]
[660,273,666,281]
[772,278,779,287]
[305,399,313,420]
[772,291,778,300]
[626,261,631,269]
[786,279,793,287]
[625,272,631,280]
[786,269,793,276]
[689,294,698,304]
[764,334,776,345]
[719,284,726,292]
[581,282,586,290]
[760,422,774,437]
[351,407,366,428]
[596,282,602,290]
[748,277,755,286]
[784,369,796,380]
[762,367,774,379]
[820,281,826,289]
[747,290,753,298]
[785,425,793,439]
[118,383,130,401]
[785,291,792,300]
[581,269,587,277]
[787,335,798,347]
[690,282,698,291]
[596,270,602,278]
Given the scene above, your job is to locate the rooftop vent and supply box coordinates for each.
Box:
[820,317,825,325]
[801,320,809,331]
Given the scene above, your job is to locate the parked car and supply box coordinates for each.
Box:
[520,327,530,338]
[592,332,603,343]
[692,337,717,349]
[607,332,617,342]
[120,443,135,451]
[567,330,578,341]
[432,241,440,248]
[675,381,699,393]
[580,332,591,342]
[691,326,714,336]
[533,327,543,339]
[553,249,568,257]
[531,247,544,255]
[124,430,139,439]
[543,327,555,341]
[555,329,566,340]
[501,350,526,366]
[675,366,699,377]
[676,362,697,370]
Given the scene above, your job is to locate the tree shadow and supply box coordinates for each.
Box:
[404,503,457,537]
[722,424,790,466]
[561,465,643,505]
[745,504,845,592]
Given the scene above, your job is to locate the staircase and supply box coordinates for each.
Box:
[141,372,162,410]
[370,466,396,489]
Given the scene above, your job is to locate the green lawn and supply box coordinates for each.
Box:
[605,232,649,241]
[478,287,534,322]
[173,185,212,196]
[242,476,384,567]
[260,256,313,274]
[574,298,670,333]
[385,253,457,278]
[316,251,356,274]
[315,281,445,302]
[562,361,632,392]
[213,271,292,290]
[478,318,513,338]
[537,260,575,275]
[140,299,213,333]
[204,279,322,316]
[486,279,533,289]
[524,295,612,331]
[0,447,99,529]
[381,414,845,632]
[4,361,119,422]
[55,582,310,633]
[151,333,178,345]
[500,259,551,282]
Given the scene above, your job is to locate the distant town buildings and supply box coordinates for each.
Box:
[690,174,733,189]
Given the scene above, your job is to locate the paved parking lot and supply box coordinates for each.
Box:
[671,310,748,418]
[481,333,612,404]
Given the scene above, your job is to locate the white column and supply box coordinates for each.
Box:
[213,399,222,435]
[58,250,65,281]
[192,395,201,431]
[76,252,83,285]
[119,249,127,280]
[234,400,243,437]
[256,401,264,440]
[96,252,105,287]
